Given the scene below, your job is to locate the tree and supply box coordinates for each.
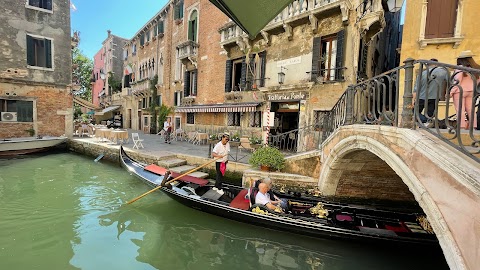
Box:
[72,47,93,102]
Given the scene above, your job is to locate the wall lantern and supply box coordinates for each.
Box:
[278,66,287,84]
[387,0,405,12]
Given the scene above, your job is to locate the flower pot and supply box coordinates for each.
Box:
[250,143,262,149]
[260,165,271,172]
[229,141,240,147]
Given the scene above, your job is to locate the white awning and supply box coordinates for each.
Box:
[175,102,261,113]
[95,105,121,116]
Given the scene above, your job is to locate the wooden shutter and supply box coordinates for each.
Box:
[335,29,345,81]
[26,35,34,66]
[174,5,179,20]
[240,56,247,89]
[192,70,197,96]
[140,34,144,46]
[225,60,233,92]
[174,92,178,106]
[45,39,52,68]
[246,55,255,90]
[425,0,458,39]
[311,37,322,81]
[188,20,193,41]
[259,51,267,87]
[183,70,190,97]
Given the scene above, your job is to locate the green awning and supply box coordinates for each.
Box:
[209,0,294,39]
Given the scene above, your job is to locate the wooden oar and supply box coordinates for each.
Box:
[126,157,221,205]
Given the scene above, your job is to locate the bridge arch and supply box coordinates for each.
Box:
[318,125,480,270]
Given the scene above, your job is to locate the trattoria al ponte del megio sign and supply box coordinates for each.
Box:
[209,0,294,39]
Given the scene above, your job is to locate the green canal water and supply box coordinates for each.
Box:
[0,152,449,270]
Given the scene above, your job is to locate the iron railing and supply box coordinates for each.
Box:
[317,58,479,162]
[267,124,322,153]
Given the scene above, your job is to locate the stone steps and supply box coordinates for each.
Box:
[158,158,187,168]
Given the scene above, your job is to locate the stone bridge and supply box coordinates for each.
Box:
[318,124,480,270]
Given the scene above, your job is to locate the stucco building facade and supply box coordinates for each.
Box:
[0,0,73,138]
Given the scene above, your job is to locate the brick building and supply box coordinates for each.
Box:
[118,0,400,149]
[0,0,73,138]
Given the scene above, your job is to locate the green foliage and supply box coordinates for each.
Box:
[157,104,174,129]
[249,146,285,171]
[209,133,218,140]
[73,107,82,119]
[149,75,159,133]
[231,132,240,142]
[72,47,93,101]
[108,72,122,93]
[249,135,262,145]
[25,128,35,136]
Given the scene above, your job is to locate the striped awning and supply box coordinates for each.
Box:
[175,102,262,113]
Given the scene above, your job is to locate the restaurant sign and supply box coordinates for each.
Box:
[266,91,308,101]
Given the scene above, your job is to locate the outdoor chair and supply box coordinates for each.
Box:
[174,128,185,141]
[80,124,89,137]
[132,133,144,149]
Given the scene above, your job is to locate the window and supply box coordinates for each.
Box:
[27,0,52,11]
[156,95,162,106]
[174,1,184,20]
[311,30,345,82]
[132,43,137,55]
[225,52,266,92]
[175,49,184,81]
[227,112,241,126]
[174,92,183,106]
[183,69,197,97]
[249,111,262,127]
[186,112,195,124]
[188,10,198,42]
[142,98,147,109]
[0,99,33,122]
[26,35,52,69]
[146,30,150,43]
[158,21,164,35]
[425,0,458,39]
[140,34,145,46]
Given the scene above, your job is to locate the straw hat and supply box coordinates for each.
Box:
[457,50,475,59]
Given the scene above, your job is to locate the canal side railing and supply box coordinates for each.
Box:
[269,59,479,162]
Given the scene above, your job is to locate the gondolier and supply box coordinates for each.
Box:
[211,133,230,193]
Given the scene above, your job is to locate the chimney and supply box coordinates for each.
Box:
[107,30,111,37]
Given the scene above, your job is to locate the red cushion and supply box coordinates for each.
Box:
[229,189,250,210]
[144,164,209,186]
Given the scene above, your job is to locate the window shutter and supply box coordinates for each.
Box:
[335,30,345,81]
[188,20,193,41]
[17,101,33,122]
[245,55,255,89]
[311,37,322,81]
[425,0,457,39]
[26,35,34,66]
[174,92,178,106]
[183,70,190,97]
[225,60,233,92]
[140,34,144,46]
[259,51,267,87]
[174,5,179,20]
[45,39,52,68]
[192,70,198,96]
[240,56,247,89]
[158,21,164,34]
[124,75,130,88]
[45,0,52,10]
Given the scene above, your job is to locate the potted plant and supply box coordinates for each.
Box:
[229,133,241,147]
[248,146,285,172]
[249,135,262,149]
[208,133,218,144]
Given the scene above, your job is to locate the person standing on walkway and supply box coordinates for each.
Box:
[451,51,480,130]
[163,118,172,144]
[212,133,230,193]
[413,59,449,126]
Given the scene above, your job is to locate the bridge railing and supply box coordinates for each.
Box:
[320,58,479,162]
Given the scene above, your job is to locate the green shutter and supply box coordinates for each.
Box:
[158,21,164,34]
[240,56,247,90]
[192,70,197,96]
[174,5,179,19]
[188,20,193,41]
[140,34,144,46]
[311,37,322,82]
[225,60,233,92]
[45,39,52,68]
[26,35,34,66]
[184,70,190,97]
[335,29,345,81]
[259,51,267,87]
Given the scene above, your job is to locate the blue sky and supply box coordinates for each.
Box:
[71,0,168,59]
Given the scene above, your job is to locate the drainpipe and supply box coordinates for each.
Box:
[400,58,414,129]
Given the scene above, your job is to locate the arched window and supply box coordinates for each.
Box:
[188,10,198,42]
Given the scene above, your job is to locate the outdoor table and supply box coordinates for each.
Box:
[196,133,208,145]
[95,129,111,142]
[110,130,129,144]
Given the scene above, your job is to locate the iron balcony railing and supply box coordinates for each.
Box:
[267,58,479,162]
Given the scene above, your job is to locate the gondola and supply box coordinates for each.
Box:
[120,146,439,246]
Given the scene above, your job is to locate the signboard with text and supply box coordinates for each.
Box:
[266,91,308,101]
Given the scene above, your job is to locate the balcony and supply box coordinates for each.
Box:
[356,0,385,41]
[218,0,347,45]
[177,40,199,67]
[131,79,151,98]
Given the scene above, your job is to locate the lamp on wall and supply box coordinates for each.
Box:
[387,0,405,12]
[278,66,287,84]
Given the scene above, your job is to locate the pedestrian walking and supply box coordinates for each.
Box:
[163,118,172,144]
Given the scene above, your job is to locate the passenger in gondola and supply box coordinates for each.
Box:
[255,178,288,210]
[255,183,285,212]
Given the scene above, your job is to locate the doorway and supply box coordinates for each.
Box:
[270,102,300,151]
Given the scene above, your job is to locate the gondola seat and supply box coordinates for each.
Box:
[229,189,250,210]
